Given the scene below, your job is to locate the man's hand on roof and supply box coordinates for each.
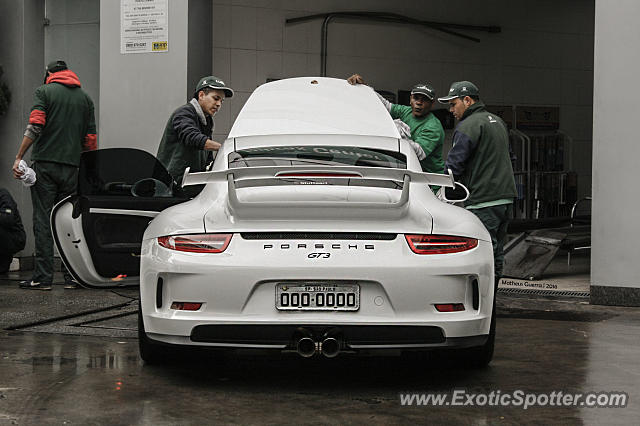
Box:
[347,74,365,85]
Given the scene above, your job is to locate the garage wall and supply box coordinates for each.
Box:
[44,0,100,128]
[590,0,640,306]
[0,0,46,257]
[99,0,189,152]
[212,0,594,200]
[188,0,214,99]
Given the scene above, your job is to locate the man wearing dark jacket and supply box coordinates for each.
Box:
[12,60,97,290]
[157,76,234,191]
[438,81,517,283]
[0,188,26,273]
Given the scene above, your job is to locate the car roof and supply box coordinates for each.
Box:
[228,77,400,140]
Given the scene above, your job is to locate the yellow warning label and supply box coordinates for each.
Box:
[152,41,168,51]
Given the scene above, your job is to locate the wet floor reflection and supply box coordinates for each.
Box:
[581,319,640,424]
[2,315,639,424]
[10,333,140,376]
[86,352,140,370]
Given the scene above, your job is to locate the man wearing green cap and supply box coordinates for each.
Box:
[346,74,445,177]
[157,76,233,191]
[438,81,517,283]
[12,60,97,290]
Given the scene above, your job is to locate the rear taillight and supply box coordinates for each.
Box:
[158,234,232,253]
[405,234,478,254]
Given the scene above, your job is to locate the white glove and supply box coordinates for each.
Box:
[392,119,426,160]
[18,160,36,186]
[393,119,411,139]
[407,139,426,161]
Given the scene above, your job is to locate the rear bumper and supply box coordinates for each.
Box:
[140,235,495,349]
[147,323,488,350]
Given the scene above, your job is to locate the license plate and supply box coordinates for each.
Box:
[276,283,360,311]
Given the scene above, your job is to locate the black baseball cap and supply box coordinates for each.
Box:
[411,83,436,101]
[194,75,234,98]
[46,60,68,73]
[438,81,479,103]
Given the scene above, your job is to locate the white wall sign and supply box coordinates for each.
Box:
[121,0,168,54]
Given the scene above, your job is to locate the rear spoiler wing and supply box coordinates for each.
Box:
[181,166,455,218]
[182,165,455,188]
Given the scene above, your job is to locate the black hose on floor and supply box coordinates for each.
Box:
[4,301,134,331]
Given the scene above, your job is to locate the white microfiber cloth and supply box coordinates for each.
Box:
[18,160,36,186]
[393,119,412,139]
[394,119,426,161]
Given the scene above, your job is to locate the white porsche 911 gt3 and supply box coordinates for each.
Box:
[52,77,495,367]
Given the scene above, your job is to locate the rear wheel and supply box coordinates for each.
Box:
[458,301,496,369]
[138,309,169,365]
[138,310,226,365]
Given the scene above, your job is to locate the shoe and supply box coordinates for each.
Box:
[64,280,81,289]
[19,280,52,290]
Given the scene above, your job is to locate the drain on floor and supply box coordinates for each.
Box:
[498,287,590,298]
[497,308,614,322]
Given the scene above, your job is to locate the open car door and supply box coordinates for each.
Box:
[52,148,188,287]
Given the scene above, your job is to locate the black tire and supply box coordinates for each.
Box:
[458,301,496,369]
[138,309,169,365]
[138,310,226,365]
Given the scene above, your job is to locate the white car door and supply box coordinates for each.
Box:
[52,148,189,287]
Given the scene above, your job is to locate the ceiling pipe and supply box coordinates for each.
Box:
[286,12,501,77]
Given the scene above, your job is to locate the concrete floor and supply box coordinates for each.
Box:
[1,252,639,425]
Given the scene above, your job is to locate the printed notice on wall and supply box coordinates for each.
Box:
[121,0,168,54]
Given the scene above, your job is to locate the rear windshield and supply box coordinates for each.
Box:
[228,146,406,169]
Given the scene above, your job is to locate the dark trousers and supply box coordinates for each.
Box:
[30,161,78,283]
[0,253,11,273]
[0,225,25,274]
[0,231,20,273]
[469,204,512,282]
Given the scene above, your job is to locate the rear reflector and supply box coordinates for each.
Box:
[405,234,478,254]
[158,234,232,253]
[171,302,202,311]
[435,303,465,312]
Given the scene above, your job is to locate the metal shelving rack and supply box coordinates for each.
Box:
[509,128,576,219]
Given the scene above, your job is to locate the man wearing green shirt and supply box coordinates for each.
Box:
[347,74,445,176]
[12,60,97,290]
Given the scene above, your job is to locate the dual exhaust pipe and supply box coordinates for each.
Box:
[295,328,342,358]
